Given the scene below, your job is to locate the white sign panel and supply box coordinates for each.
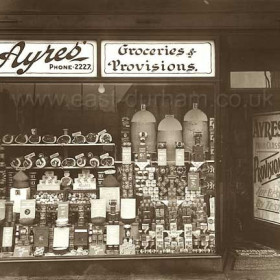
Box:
[253,112,280,225]
[0,41,96,77]
[101,41,215,77]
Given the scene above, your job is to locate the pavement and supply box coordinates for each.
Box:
[1,272,280,280]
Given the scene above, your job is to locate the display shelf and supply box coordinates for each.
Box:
[35,202,92,207]
[0,253,220,263]
[2,143,115,147]
[6,166,115,170]
[35,189,96,193]
[114,160,214,164]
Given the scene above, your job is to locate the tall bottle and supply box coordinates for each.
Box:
[157,115,182,162]
[183,103,208,155]
[131,104,156,153]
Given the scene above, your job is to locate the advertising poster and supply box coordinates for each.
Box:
[253,112,280,224]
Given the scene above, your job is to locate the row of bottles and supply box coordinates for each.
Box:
[131,104,211,161]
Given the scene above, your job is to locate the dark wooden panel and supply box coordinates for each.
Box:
[0,256,223,276]
[0,12,279,30]
[0,0,280,15]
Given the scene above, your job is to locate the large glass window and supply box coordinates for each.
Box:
[0,83,216,258]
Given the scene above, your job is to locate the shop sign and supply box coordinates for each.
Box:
[101,41,215,77]
[0,41,97,77]
[253,112,280,225]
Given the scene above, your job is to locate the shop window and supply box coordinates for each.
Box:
[0,83,216,258]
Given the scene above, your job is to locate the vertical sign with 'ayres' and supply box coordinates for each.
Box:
[253,112,280,224]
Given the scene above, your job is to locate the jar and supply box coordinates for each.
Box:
[131,104,156,153]
[157,115,182,162]
[183,103,208,153]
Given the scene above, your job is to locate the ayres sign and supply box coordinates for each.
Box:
[0,41,96,77]
[253,112,280,225]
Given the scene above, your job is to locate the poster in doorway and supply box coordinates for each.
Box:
[253,112,280,224]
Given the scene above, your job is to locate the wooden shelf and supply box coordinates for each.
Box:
[2,143,115,147]
[6,166,115,170]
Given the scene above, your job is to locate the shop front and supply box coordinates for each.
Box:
[0,34,225,274]
[6,0,280,275]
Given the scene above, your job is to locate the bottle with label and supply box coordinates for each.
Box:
[29,226,34,244]
[131,104,156,153]
[88,223,93,244]
[192,132,204,162]
[14,225,20,245]
[183,103,209,156]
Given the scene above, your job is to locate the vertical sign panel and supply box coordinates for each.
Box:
[253,112,280,224]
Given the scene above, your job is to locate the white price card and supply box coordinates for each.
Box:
[53,227,70,248]
[106,225,120,245]
[91,199,106,219]
[99,187,120,211]
[120,198,136,220]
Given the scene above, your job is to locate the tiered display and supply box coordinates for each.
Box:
[0,104,215,258]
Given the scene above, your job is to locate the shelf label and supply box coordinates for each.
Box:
[24,152,35,159]
[188,172,200,191]
[57,202,69,220]
[102,41,215,77]
[158,148,167,166]
[50,152,60,159]
[0,200,5,220]
[72,131,82,137]
[75,153,85,159]
[122,146,131,164]
[0,41,97,77]
[175,148,185,166]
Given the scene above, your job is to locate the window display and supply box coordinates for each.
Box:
[0,83,216,258]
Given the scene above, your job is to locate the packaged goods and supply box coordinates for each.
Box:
[57,129,71,144]
[28,128,41,144]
